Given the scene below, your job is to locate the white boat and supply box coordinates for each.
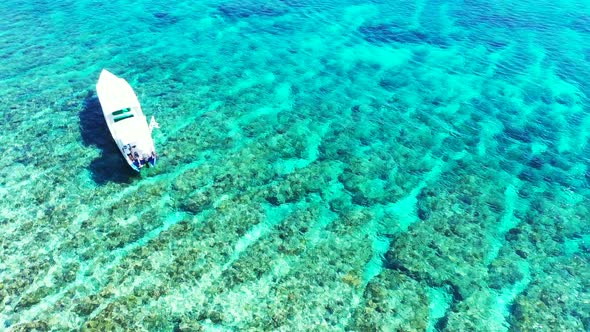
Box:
[96,69,158,172]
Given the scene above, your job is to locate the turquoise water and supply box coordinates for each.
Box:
[1,0,589,330]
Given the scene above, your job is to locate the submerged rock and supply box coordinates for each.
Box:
[350,270,429,331]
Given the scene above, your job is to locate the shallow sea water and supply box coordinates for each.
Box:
[1,0,589,330]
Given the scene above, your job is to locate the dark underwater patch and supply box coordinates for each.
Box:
[379,77,406,91]
[358,23,448,48]
[474,13,544,30]
[452,1,554,33]
[359,23,448,48]
[278,0,307,8]
[217,1,288,19]
[570,15,590,34]
[484,39,509,50]
[152,12,179,28]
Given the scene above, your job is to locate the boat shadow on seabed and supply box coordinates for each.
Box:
[79,91,137,185]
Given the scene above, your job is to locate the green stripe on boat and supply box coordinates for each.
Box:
[112,108,131,116]
[114,114,134,122]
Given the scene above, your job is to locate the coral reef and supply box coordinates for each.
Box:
[350,270,430,331]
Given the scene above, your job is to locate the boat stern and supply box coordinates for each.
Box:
[122,143,156,172]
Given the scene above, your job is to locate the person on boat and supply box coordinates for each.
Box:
[123,144,133,160]
[139,154,149,166]
[148,151,157,165]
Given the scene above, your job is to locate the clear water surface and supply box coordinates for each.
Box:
[0,0,589,330]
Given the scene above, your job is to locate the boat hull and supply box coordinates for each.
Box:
[96,69,157,171]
